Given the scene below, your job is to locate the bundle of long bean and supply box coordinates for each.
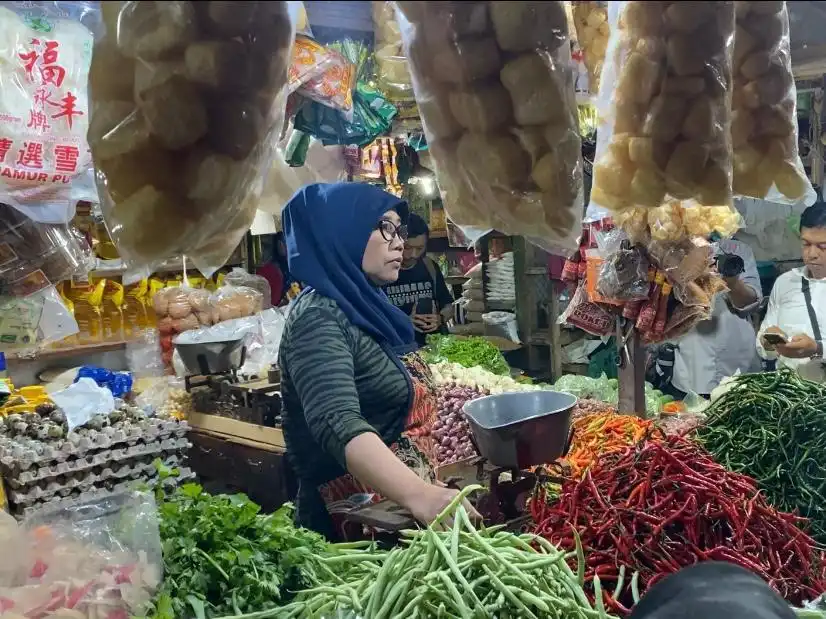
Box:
[530,436,826,615]
[238,486,610,619]
[697,369,826,544]
[564,412,661,478]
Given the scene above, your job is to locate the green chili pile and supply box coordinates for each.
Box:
[697,369,826,544]
[228,485,610,619]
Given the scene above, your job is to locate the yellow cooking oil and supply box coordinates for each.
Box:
[67,278,106,344]
[123,278,151,337]
[101,278,125,342]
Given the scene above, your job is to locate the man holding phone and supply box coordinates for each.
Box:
[758,202,826,382]
[384,214,454,347]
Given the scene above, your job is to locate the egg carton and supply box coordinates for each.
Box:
[8,455,189,506]
[12,468,196,520]
[5,438,191,486]
[0,423,190,473]
[0,419,189,463]
[6,440,190,488]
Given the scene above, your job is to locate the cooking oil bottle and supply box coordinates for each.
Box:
[123,278,151,337]
[101,278,125,342]
[67,278,106,344]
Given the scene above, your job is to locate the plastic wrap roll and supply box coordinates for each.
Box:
[396,1,584,253]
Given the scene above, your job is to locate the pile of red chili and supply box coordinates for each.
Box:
[529,435,826,615]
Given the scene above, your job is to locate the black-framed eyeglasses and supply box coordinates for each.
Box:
[377,220,408,242]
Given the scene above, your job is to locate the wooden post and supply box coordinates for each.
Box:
[617,322,646,417]
[548,286,562,383]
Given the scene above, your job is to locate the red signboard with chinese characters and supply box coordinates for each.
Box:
[0,4,95,223]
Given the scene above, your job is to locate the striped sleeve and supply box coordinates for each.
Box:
[280,306,376,467]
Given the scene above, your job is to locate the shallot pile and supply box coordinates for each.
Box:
[432,384,487,465]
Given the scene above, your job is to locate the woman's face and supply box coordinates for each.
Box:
[362,209,405,285]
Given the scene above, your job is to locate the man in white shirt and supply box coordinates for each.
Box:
[758,203,826,382]
[671,237,762,397]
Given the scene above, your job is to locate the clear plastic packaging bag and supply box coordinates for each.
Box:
[90,2,296,276]
[153,285,213,367]
[571,1,610,96]
[0,285,79,354]
[597,240,650,302]
[590,1,736,213]
[372,1,415,102]
[731,2,816,205]
[395,1,584,254]
[223,267,273,310]
[0,491,161,617]
[209,284,264,324]
[0,2,99,225]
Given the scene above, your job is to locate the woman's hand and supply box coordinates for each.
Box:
[405,484,481,529]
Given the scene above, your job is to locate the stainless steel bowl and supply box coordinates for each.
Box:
[462,390,577,469]
[174,337,247,375]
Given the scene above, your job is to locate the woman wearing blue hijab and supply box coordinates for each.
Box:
[278,182,475,538]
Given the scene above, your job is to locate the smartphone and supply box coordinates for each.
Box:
[763,333,788,346]
[415,297,435,315]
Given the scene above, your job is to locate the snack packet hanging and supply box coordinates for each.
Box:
[90,2,296,277]
[395,1,584,254]
[571,1,610,96]
[0,2,99,224]
[289,36,338,93]
[731,2,816,205]
[590,2,736,214]
[297,43,356,115]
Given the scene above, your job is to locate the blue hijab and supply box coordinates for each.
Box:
[282,183,416,351]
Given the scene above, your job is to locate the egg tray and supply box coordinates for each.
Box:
[0,421,189,473]
[12,467,196,520]
[6,452,189,506]
[5,437,191,488]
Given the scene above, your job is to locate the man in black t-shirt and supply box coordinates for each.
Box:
[384,214,454,347]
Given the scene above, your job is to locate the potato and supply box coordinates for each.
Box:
[681,96,716,142]
[457,133,530,187]
[432,37,501,84]
[667,33,705,76]
[644,96,688,142]
[500,53,570,125]
[665,141,709,194]
[490,1,568,52]
[449,84,513,132]
[630,168,666,207]
[139,76,207,150]
[621,2,665,37]
[617,53,661,105]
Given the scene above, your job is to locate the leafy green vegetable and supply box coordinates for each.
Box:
[422,334,510,375]
[148,466,326,619]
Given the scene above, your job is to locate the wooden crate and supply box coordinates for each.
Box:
[188,412,286,452]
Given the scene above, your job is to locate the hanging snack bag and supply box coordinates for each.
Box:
[0,3,99,224]
[89,2,296,276]
[731,2,815,205]
[395,1,584,254]
[297,45,356,115]
[590,2,736,214]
